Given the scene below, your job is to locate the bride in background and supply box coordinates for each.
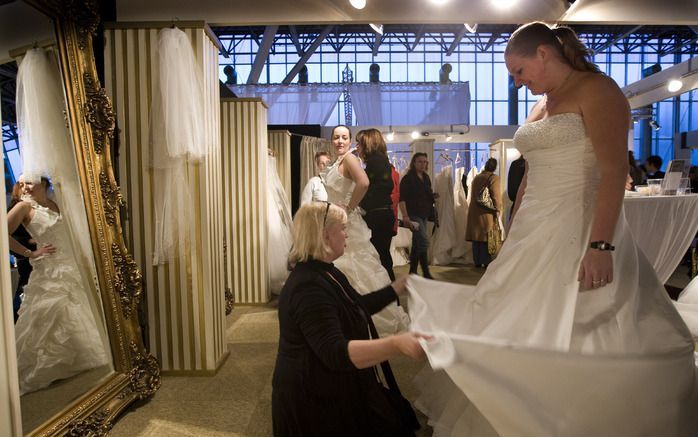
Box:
[321,125,409,335]
[409,22,695,436]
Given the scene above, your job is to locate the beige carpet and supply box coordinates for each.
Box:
[109,264,483,437]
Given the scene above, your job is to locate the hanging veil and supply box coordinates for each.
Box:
[16,47,111,354]
[150,27,208,264]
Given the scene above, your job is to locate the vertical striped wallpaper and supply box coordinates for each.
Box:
[221,99,270,304]
[103,24,226,373]
[267,130,292,205]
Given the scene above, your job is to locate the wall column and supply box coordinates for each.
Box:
[104,23,227,373]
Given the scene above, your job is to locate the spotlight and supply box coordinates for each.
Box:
[386,131,395,141]
[667,79,683,93]
[411,131,420,139]
[649,119,661,131]
[349,0,366,9]
[491,0,517,8]
[369,23,383,35]
[464,23,478,33]
[445,134,453,142]
[430,0,449,4]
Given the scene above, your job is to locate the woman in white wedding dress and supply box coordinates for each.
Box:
[8,178,109,395]
[408,23,696,436]
[321,125,410,335]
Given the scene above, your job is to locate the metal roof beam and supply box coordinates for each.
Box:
[282,25,332,85]
[247,25,278,85]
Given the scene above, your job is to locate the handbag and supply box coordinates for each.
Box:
[476,175,498,213]
[487,216,503,256]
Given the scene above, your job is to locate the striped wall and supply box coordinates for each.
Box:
[267,130,292,205]
[103,23,227,373]
[221,99,270,304]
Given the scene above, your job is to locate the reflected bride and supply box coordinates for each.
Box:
[8,178,109,394]
[7,46,110,396]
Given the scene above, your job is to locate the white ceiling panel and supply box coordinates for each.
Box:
[116,0,569,26]
[560,0,698,25]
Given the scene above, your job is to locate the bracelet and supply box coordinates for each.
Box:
[23,248,32,258]
[590,241,615,251]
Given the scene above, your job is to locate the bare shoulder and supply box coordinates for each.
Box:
[578,73,626,100]
[577,73,628,112]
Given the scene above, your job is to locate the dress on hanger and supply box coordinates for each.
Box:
[267,156,294,294]
[451,166,472,263]
[408,113,696,436]
[431,165,456,265]
[15,201,110,395]
[322,150,410,335]
[390,168,412,266]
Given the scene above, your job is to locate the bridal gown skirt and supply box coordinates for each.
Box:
[334,210,410,335]
[407,114,696,436]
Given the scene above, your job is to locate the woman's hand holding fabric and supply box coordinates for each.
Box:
[577,249,613,291]
[390,276,408,296]
[392,332,430,360]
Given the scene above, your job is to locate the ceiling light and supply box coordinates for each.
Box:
[649,119,661,131]
[445,134,453,141]
[369,23,383,35]
[491,0,517,9]
[667,79,683,93]
[464,23,478,33]
[386,131,395,141]
[431,0,449,5]
[411,130,419,139]
[349,0,366,9]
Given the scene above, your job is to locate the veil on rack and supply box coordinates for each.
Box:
[150,27,208,265]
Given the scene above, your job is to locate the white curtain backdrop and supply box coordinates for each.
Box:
[299,136,331,199]
[230,84,343,125]
[230,83,471,126]
[348,83,471,126]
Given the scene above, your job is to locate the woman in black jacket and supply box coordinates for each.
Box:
[272,202,427,437]
[357,128,396,280]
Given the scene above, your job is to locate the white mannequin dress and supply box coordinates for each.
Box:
[322,150,410,335]
[15,201,109,395]
[267,156,294,294]
[432,165,456,265]
[408,113,696,436]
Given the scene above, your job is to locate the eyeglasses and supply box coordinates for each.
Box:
[322,201,331,227]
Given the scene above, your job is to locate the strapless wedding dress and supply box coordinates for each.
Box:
[15,202,109,395]
[322,150,410,335]
[408,113,696,436]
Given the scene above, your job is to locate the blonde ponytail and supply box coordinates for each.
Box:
[552,27,600,73]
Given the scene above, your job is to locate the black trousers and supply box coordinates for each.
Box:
[363,209,396,281]
[472,241,492,267]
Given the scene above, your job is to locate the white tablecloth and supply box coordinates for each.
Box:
[623,194,698,283]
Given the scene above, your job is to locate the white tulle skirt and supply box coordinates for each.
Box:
[334,210,410,335]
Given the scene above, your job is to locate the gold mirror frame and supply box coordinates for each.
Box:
[22,0,161,435]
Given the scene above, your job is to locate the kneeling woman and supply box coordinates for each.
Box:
[272,202,428,436]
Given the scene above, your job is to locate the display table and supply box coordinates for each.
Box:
[623,194,698,283]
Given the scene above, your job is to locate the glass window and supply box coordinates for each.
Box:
[493,63,509,100]
[407,62,424,82]
[493,102,508,125]
[391,64,407,82]
[322,63,339,83]
[476,102,493,125]
[476,63,493,100]
[425,63,440,82]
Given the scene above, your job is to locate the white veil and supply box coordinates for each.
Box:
[150,27,208,264]
[16,48,111,354]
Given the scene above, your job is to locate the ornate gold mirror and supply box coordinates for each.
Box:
[0,0,160,435]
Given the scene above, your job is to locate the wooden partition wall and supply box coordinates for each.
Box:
[221,99,271,305]
[103,22,227,373]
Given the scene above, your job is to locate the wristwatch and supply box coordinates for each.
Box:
[23,248,32,258]
[590,241,615,251]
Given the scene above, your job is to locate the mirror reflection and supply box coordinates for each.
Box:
[1,1,113,433]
